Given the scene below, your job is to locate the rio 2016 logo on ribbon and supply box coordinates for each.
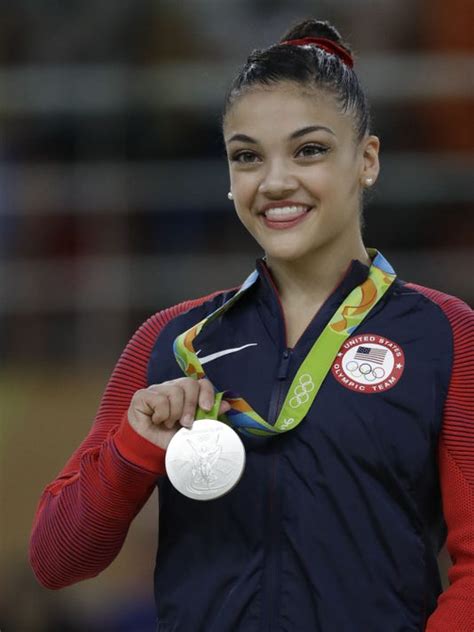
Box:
[289,374,315,408]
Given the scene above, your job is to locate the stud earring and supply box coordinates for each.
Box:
[364,177,374,187]
[227,191,233,200]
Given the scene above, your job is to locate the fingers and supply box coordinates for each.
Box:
[178,378,221,426]
[197,378,216,412]
[135,378,229,431]
[146,378,210,428]
[160,385,185,429]
[149,393,170,426]
[177,379,202,427]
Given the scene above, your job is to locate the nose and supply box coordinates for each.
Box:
[257,160,298,197]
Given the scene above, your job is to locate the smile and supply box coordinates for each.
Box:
[261,205,313,230]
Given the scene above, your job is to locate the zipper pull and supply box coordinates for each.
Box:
[277,349,292,380]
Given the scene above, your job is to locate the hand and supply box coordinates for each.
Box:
[127,378,231,450]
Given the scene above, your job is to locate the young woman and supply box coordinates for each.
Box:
[30,19,473,632]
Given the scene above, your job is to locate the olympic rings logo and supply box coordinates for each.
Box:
[289,374,315,408]
[345,360,386,382]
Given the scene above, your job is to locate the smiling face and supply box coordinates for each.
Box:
[223,81,379,266]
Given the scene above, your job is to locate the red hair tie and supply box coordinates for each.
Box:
[280,36,354,68]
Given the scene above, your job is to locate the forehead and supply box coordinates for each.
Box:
[224,82,352,141]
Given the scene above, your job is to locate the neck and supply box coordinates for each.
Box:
[265,236,371,308]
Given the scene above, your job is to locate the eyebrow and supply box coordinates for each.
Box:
[226,125,335,144]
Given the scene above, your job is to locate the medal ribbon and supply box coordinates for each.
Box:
[195,392,224,421]
[174,249,396,437]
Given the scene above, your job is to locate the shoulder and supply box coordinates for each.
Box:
[399,282,473,389]
[149,286,240,338]
[129,286,238,360]
[117,287,240,386]
[398,280,473,332]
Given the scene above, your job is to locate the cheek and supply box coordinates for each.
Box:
[340,151,363,189]
[232,171,257,199]
[320,160,360,200]
[304,168,339,202]
[234,205,254,232]
[234,206,263,244]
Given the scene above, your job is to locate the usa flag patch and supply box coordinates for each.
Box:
[331,334,405,394]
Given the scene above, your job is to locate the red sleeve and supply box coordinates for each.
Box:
[29,293,220,589]
[406,285,474,631]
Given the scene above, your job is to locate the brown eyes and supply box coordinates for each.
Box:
[298,144,328,158]
[230,144,328,164]
[231,151,257,164]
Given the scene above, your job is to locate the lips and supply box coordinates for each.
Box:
[260,204,313,229]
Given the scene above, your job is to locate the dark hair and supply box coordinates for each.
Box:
[222,19,371,142]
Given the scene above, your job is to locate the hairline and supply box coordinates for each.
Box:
[221,79,363,145]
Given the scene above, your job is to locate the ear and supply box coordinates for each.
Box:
[359,134,380,188]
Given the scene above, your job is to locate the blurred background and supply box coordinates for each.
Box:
[1,0,472,630]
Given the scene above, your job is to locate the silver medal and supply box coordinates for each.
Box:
[165,418,246,501]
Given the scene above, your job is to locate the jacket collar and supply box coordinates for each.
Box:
[255,254,371,304]
[254,255,372,349]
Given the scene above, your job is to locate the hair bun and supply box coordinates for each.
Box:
[279,19,351,54]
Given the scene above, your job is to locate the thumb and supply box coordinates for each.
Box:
[218,400,232,415]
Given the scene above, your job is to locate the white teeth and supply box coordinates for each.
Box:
[264,205,310,218]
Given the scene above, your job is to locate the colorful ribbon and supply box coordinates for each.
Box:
[175,249,396,437]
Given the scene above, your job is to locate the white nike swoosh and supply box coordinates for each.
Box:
[196,343,258,365]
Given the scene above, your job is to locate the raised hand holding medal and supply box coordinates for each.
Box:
[127,376,244,500]
[126,377,231,452]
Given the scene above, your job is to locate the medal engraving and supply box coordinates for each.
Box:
[166,419,245,500]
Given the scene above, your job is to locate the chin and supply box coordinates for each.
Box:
[263,233,316,256]
[264,245,313,263]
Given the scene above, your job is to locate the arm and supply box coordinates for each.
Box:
[29,298,212,589]
[407,287,474,631]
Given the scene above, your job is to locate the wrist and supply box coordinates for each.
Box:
[113,411,167,476]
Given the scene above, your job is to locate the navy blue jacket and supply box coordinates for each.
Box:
[145,256,473,632]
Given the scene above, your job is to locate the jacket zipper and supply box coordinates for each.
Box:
[278,348,292,379]
[258,256,375,630]
[261,348,292,632]
[267,348,292,421]
[260,263,292,631]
